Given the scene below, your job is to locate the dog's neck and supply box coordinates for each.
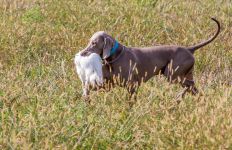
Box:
[105,43,124,63]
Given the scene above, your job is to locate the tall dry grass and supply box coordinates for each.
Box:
[0,0,231,149]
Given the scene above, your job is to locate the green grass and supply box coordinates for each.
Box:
[0,0,231,149]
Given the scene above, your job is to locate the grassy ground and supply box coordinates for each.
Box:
[0,0,231,149]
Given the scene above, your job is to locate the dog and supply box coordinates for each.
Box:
[77,18,220,104]
[74,52,103,98]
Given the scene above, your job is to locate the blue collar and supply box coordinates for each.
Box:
[110,41,119,56]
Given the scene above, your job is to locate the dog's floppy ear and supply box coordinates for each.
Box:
[102,37,113,59]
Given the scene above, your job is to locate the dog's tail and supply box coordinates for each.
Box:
[188,18,220,53]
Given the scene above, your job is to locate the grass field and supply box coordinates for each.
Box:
[0,0,232,149]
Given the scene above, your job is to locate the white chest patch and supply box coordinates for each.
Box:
[74,52,103,88]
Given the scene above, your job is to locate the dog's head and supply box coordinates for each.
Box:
[80,31,115,59]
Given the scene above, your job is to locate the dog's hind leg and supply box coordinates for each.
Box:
[163,58,198,98]
[176,71,199,99]
[181,72,199,95]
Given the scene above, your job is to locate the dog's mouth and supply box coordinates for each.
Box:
[80,50,91,56]
[81,49,104,60]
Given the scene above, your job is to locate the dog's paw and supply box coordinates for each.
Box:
[81,95,91,104]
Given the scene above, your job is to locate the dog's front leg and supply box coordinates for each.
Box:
[127,82,139,107]
[82,82,90,103]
